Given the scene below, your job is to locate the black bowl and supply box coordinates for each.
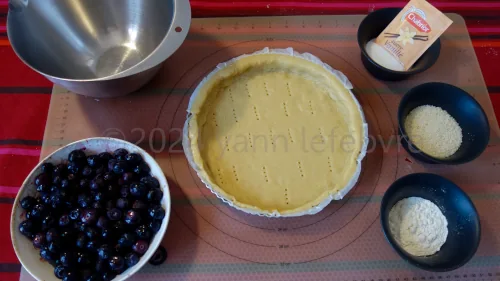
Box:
[398,82,490,164]
[381,173,480,272]
[357,8,441,81]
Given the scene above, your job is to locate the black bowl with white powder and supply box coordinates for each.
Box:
[398,82,490,165]
[357,8,441,81]
[381,173,480,272]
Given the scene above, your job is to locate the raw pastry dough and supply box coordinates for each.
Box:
[184,48,368,217]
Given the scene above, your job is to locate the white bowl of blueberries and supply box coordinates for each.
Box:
[10,137,171,281]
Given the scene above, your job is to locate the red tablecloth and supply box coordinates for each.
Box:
[0,1,499,280]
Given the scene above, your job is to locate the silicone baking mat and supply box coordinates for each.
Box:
[23,14,500,281]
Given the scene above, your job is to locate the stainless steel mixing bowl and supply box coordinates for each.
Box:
[7,0,191,98]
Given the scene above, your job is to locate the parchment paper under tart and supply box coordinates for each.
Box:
[183,48,368,217]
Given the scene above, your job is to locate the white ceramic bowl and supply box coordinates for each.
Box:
[10,138,171,281]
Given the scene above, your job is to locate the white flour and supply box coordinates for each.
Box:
[388,197,448,256]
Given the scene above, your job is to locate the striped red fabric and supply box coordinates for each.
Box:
[0,1,498,280]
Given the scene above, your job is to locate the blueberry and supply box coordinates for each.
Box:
[116,198,129,209]
[96,259,108,272]
[19,220,35,237]
[96,216,109,229]
[114,243,128,255]
[132,200,147,210]
[92,201,104,209]
[40,192,51,205]
[125,153,142,164]
[25,211,32,220]
[97,244,112,260]
[106,184,120,196]
[59,214,70,227]
[67,162,81,174]
[50,185,59,193]
[20,196,36,210]
[60,251,76,267]
[41,162,54,174]
[99,152,113,162]
[33,233,46,249]
[31,203,47,219]
[107,208,122,220]
[52,175,62,186]
[86,240,99,252]
[103,172,115,182]
[85,274,102,281]
[68,149,86,164]
[147,188,163,203]
[87,155,101,167]
[81,209,97,225]
[141,176,159,189]
[149,205,166,220]
[112,221,125,233]
[76,233,87,248]
[105,200,115,210]
[69,208,81,220]
[108,159,117,172]
[113,160,128,174]
[53,164,67,177]
[120,186,130,198]
[60,179,70,189]
[35,173,51,187]
[62,271,78,281]
[114,148,129,160]
[74,221,87,232]
[133,162,150,175]
[37,183,50,193]
[124,209,141,225]
[101,272,116,281]
[108,255,125,272]
[48,240,61,253]
[133,240,149,255]
[78,194,91,208]
[101,228,113,240]
[118,233,136,248]
[90,175,104,190]
[125,252,140,267]
[95,165,105,175]
[130,182,147,198]
[80,178,89,189]
[46,228,59,243]
[59,228,74,242]
[77,252,90,265]
[85,226,99,240]
[148,246,167,266]
[135,224,151,239]
[42,215,57,231]
[122,172,134,183]
[40,248,55,261]
[54,265,66,279]
[93,191,105,202]
[149,221,162,233]
[50,194,64,209]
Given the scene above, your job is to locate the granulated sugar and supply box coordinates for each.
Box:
[404,105,462,159]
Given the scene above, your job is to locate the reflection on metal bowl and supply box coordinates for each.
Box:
[7,0,191,98]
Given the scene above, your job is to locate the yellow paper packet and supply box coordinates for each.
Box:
[374,0,453,71]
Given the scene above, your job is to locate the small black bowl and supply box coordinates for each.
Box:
[398,82,490,164]
[381,173,480,272]
[357,8,441,81]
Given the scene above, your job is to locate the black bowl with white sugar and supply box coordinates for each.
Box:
[381,173,480,272]
[398,82,490,164]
